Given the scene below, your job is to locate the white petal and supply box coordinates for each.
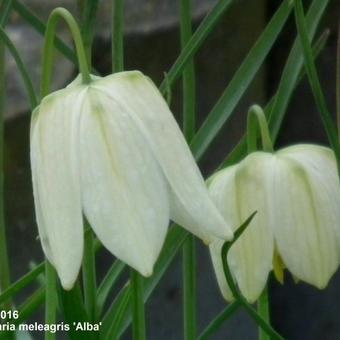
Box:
[79,87,170,276]
[30,87,85,289]
[93,71,233,242]
[209,152,274,302]
[273,145,340,288]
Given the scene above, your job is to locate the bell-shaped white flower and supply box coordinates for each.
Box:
[208,144,340,303]
[30,71,233,290]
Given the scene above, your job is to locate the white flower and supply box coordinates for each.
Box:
[30,71,233,290]
[208,144,340,303]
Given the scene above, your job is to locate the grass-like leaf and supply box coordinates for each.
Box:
[190,0,292,161]
[0,26,38,108]
[159,0,234,92]
[220,0,331,168]
[96,260,125,319]
[293,0,340,163]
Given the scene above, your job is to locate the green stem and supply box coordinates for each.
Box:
[40,7,91,98]
[131,269,146,340]
[112,0,124,72]
[45,262,57,340]
[258,286,270,340]
[12,0,77,65]
[182,236,197,340]
[181,0,196,141]
[198,301,241,340]
[247,105,273,153]
[180,1,197,339]
[247,105,273,339]
[80,0,100,66]
[0,6,12,312]
[337,23,340,140]
[83,229,97,322]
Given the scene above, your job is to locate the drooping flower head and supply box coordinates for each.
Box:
[30,71,233,290]
[208,144,340,303]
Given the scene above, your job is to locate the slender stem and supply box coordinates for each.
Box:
[182,236,197,340]
[41,7,91,98]
[0,6,12,311]
[258,286,270,340]
[180,1,197,339]
[198,301,241,340]
[12,0,77,65]
[112,0,124,72]
[247,105,273,153]
[131,269,146,340]
[80,0,100,66]
[83,229,97,322]
[181,0,196,140]
[337,24,340,140]
[45,262,57,340]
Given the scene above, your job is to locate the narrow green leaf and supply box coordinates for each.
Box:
[0,0,12,26]
[96,260,125,319]
[45,263,57,340]
[99,285,131,340]
[293,0,340,163]
[159,0,234,93]
[269,0,331,141]
[220,2,331,169]
[0,263,44,306]
[0,26,38,108]
[198,302,240,340]
[190,0,292,161]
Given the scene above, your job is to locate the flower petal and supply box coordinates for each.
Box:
[93,71,233,242]
[209,152,274,303]
[30,88,85,290]
[273,145,340,288]
[79,87,170,276]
